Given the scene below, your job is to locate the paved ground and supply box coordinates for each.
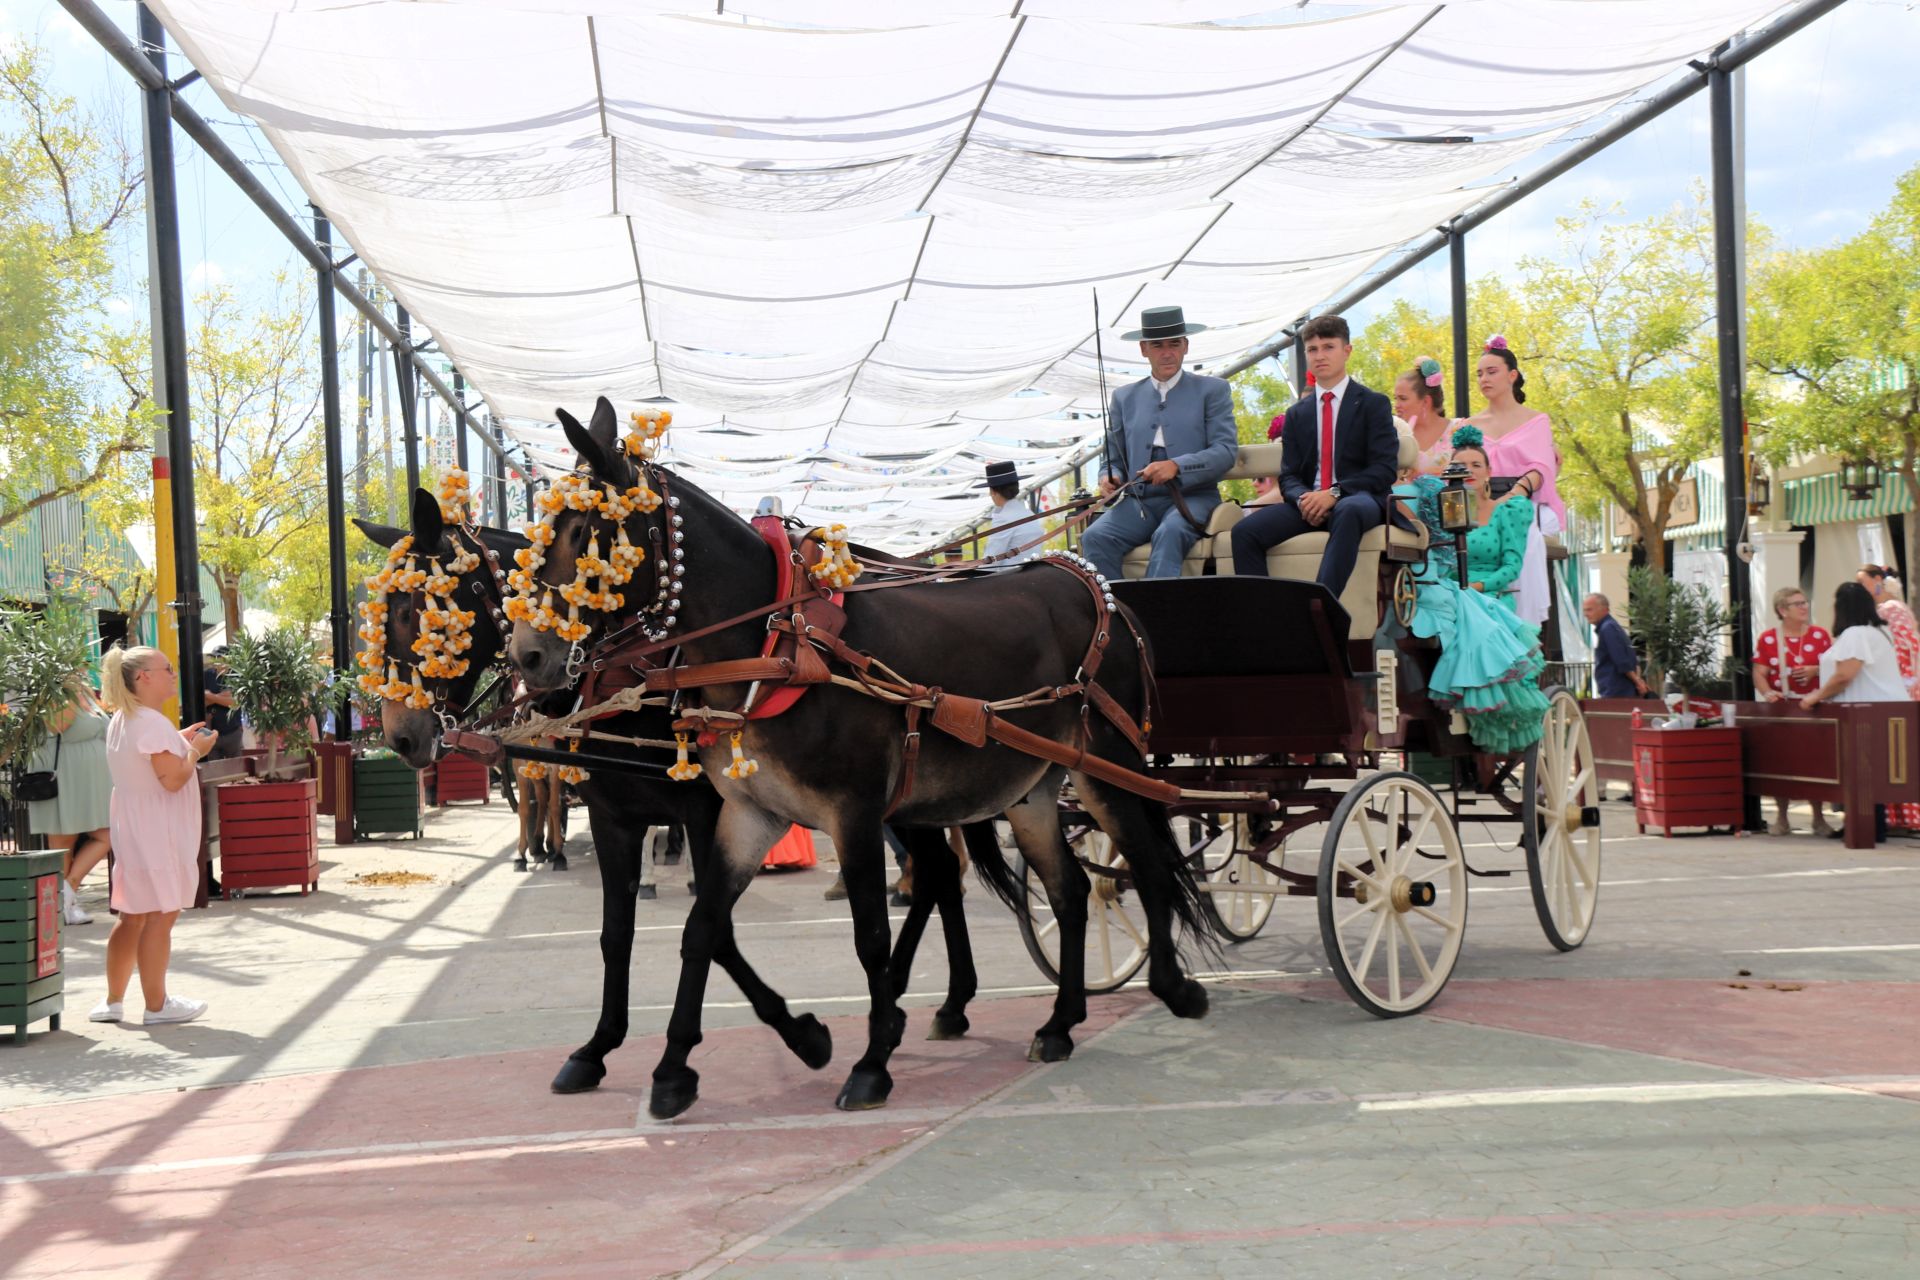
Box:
[3,796,1917,1278]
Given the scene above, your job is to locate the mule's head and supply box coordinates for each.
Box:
[507,396,674,691]
[354,486,512,768]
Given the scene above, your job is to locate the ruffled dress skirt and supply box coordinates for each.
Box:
[1409,570,1549,755]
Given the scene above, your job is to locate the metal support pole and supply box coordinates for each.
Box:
[1710,67,1754,701]
[1289,323,1307,395]
[138,4,203,725]
[314,209,352,734]
[452,369,471,474]
[493,419,509,524]
[395,304,421,497]
[1449,226,1471,418]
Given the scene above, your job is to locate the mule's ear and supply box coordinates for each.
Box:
[410,487,446,550]
[558,406,607,474]
[354,516,405,549]
[590,396,619,446]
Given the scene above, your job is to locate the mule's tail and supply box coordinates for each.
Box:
[957,820,1025,915]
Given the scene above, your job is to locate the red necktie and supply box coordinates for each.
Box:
[1318,390,1335,490]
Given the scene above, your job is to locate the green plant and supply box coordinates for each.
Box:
[1628,566,1733,695]
[224,625,326,779]
[0,594,95,802]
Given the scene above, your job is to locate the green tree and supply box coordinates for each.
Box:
[1348,298,1456,406]
[1504,191,1738,572]
[189,274,327,636]
[0,43,151,530]
[1748,165,1920,574]
[1224,364,1294,502]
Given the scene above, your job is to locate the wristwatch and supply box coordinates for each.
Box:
[1328,484,1343,500]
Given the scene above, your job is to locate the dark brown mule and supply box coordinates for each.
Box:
[509,398,1213,1119]
[357,491,982,1097]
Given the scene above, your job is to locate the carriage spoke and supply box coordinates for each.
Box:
[1353,905,1388,983]
[1397,805,1439,877]
[1393,912,1435,984]
[1094,901,1116,979]
[1336,897,1375,931]
[1386,914,1402,1004]
[1408,899,1461,932]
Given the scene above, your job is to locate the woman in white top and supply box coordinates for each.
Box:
[1803,582,1910,708]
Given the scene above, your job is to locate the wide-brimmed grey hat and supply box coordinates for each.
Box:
[1122,304,1208,342]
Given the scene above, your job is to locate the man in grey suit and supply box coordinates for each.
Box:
[1082,305,1239,582]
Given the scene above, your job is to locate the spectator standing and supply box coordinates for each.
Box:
[24,673,114,925]
[1856,566,1920,829]
[1752,586,1835,836]
[1802,582,1910,845]
[1583,594,1649,699]
[92,646,216,1026]
[203,647,242,760]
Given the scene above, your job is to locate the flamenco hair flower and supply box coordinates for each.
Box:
[1483,334,1509,352]
[1450,424,1485,450]
[1417,357,1443,387]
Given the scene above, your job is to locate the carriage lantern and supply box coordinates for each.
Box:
[1748,465,1771,516]
[1437,460,1474,588]
[1840,457,1882,502]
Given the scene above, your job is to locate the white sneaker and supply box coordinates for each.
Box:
[143,995,208,1026]
[60,882,92,925]
[89,1000,123,1023]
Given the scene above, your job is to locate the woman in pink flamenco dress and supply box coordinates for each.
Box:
[1458,335,1563,625]
[92,646,216,1027]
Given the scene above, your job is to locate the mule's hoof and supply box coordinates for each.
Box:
[785,1013,834,1070]
[886,1006,907,1049]
[549,854,569,872]
[927,1010,970,1041]
[687,881,698,896]
[834,1066,893,1111]
[636,884,658,901]
[1165,978,1209,1020]
[1027,1032,1074,1063]
[513,861,530,873]
[648,1073,699,1120]
[550,1056,606,1095]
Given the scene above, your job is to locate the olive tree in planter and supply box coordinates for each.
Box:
[218,627,329,898]
[1626,568,1744,834]
[1628,567,1736,717]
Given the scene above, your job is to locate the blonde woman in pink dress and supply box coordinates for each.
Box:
[1394,356,1453,476]
[1459,335,1563,624]
[91,646,216,1026]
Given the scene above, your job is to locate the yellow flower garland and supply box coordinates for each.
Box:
[356,471,483,706]
[807,523,862,590]
[504,471,658,643]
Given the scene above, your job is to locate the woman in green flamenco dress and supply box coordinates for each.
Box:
[1393,425,1548,754]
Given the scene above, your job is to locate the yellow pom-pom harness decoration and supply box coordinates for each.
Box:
[356,472,485,707]
[667,732,703,782]
[807,524,862,590]
[721,730,758,780]
[623,407,672,461]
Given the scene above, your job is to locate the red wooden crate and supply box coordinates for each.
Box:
[1634,727,1743,835]
[216,779,320,898]
[433,753,492,805]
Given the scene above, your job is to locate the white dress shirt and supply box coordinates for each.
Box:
[1149,370,1183,449]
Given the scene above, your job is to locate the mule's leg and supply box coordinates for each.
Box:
[886,828,942,1005]
[1074,777,1210,1021]
[513,778,532,872]
[828,813,903,1111]
[637,826,659,901]
[924,826,979,1041]
[649,798,789,1121]
[551,804,642,1094]
[1006,777,1091,1062]
[545,777,569,871]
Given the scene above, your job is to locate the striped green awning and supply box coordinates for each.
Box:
[1785,471,1914,525]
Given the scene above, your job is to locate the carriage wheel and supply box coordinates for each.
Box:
[1317,771,1467,1018]
[1390,565,1418,628]
[1524,689,1602,951]
[1015,829,1149,994]
[1196,814,1278,943]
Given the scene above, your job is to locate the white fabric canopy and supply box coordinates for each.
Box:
[152,0,1789,546]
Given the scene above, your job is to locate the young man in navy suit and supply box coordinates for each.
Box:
[1081,305,1239,582]
[1229,314,1398,595]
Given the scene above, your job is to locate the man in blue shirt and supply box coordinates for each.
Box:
[1584,593,1649,698]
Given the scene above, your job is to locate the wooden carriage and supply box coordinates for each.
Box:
[1019,442,1601,1017]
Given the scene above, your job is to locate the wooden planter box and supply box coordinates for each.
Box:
[315,741,355,818]
[1634,726,1743,836]
[1,850,65,1043]
[433,752,492,806]
[354,755,423,840]
[217,778,320,898]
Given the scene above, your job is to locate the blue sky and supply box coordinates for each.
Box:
[12,0,1920,382]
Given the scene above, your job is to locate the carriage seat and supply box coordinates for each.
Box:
[1205,426,1429,640]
